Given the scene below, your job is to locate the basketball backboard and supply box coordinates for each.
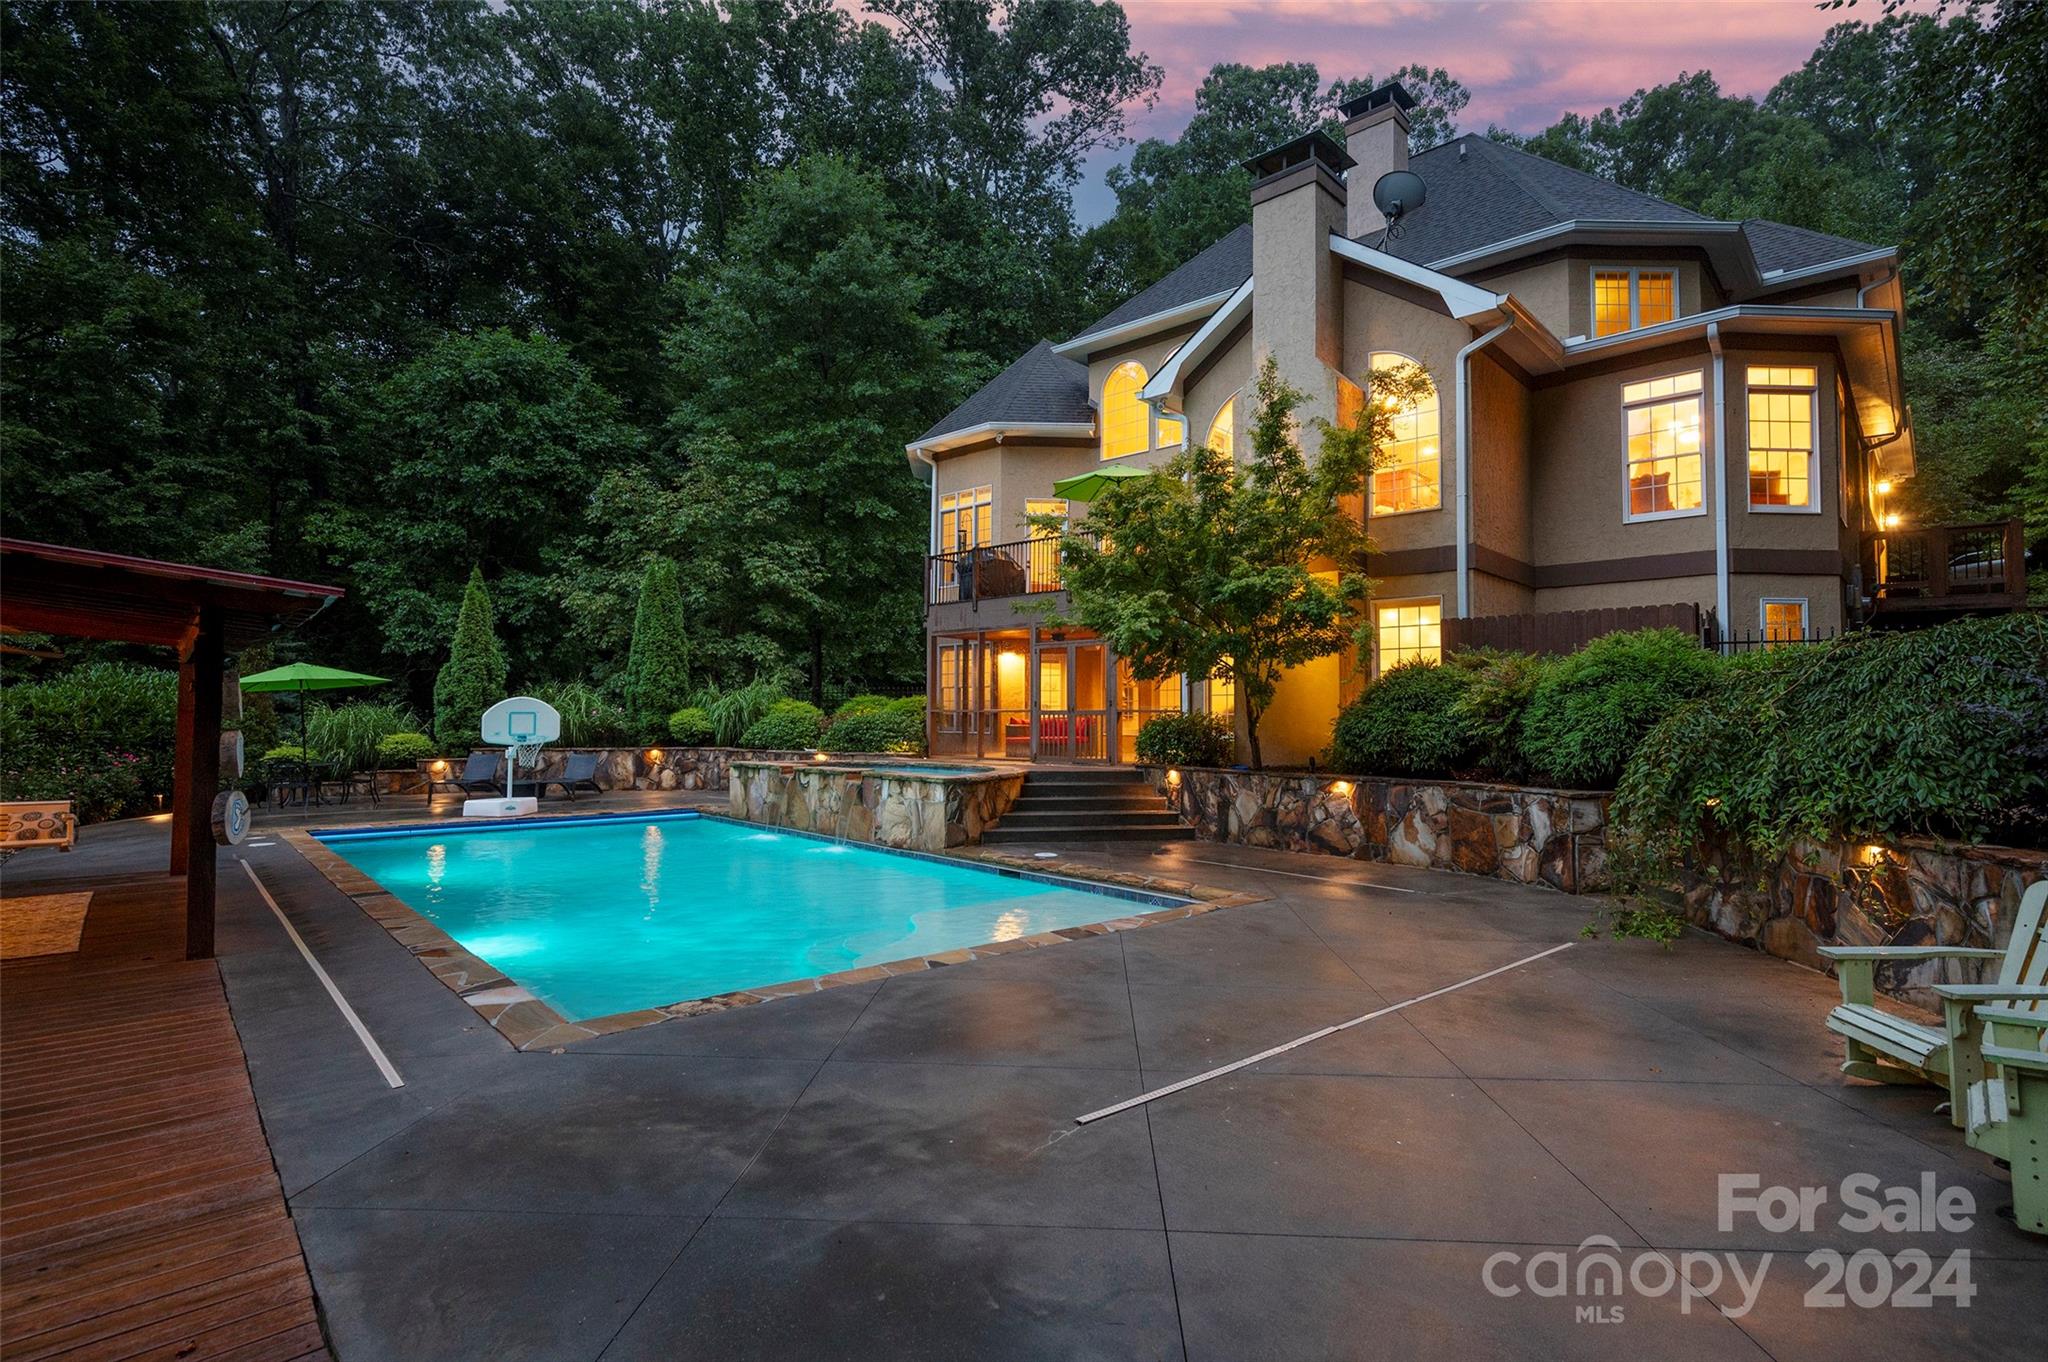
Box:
[479,695,563,746]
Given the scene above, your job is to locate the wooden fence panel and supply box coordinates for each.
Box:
[1443,602,1704,656]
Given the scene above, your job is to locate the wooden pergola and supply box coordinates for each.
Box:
[0,539,344,958]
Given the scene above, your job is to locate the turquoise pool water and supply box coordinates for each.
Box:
[320,813,1157,1021]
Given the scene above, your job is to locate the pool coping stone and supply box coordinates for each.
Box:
[280,810,1265,1052]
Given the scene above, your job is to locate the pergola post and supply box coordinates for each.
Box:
[170,662,196,874]
[181,606,224,960]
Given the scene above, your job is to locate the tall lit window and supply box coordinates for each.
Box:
[1368,352,1440,516]
[1102,362,1150,460]
[1024,497,1068,591]
[1622,372,1705,520]
[1158,412,1185,448]
[1207,395,1237,463]
[1593,268,1678,337]
[1761,598,1807,645]
[1746,366,1818,510]
[938,485,992,551]
[1376,600,1442,671]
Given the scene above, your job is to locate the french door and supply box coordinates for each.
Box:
[1032,640,1109,761]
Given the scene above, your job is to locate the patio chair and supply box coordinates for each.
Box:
[1818,880,2048,1127]
[1960,1004,2048,1236]
[532,752,603,801]
[429,751,503,798]
[0,801,74,853]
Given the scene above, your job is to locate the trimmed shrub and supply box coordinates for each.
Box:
[667,707,716,745]
[1134,712,1234,767]
[259,745,319,780]
[829,693,898,721]
[307,701,417,773]
[1519,628,1721,788]
[0,662,180,821]
[1329,661,1479,777]
[433,566,507,745]
[821,705,924,754]
[1449,649,1551,782]
[536,681,634,746]
[376,732,439,767]
[739,699,826,750]
[1611,615,2048,886]
[623,558,691,736]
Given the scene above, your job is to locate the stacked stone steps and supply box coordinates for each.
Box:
[981,769,1195,844]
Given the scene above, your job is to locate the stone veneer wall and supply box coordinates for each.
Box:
[391,746,900,795]
[731,761,1026,853]
[1682,837,2046,1010]
[1141,766,1610,892]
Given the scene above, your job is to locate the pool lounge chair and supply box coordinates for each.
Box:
[430,751,503,798]
[533,752,604,801]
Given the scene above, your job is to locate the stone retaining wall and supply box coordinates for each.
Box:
[394,746,900,794]
[1142,766,1610,892]
[731,761,1025,853]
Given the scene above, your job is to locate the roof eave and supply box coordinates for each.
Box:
[1053,290,1239,360]
[906,420,1096,459]
[1751,246,1898,293]
[1329,233,1506,321]
[1139,278,1255,412]
[1426,219,1759,293]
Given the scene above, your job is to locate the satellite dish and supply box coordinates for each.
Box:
[1372,170,1427,223]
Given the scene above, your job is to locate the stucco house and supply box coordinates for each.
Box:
[909,83,1982,767]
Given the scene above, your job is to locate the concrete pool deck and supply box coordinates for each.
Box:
[5,804,2044,1360]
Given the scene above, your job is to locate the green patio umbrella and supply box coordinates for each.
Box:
[239,662,388,801]
[1050,465,1151,502]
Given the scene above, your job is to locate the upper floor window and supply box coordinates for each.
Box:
[1746,366,1819,512]
[1207,395,1237,463]
[1101,360,1184,461]
[1368,353,1441,516]
[1593,268,1678,337]
[1621,372,1704,521]
[939,485,991,551]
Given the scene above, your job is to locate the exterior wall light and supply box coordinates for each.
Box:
[1166,768,1181,784]
[430,759,449,776]
[1875,480,1893,495]
[1863,844,1887,866]
[1330,779,1353,796]
[1883,513,1902,529]
[645,748,664,764]
[813,751,830,762]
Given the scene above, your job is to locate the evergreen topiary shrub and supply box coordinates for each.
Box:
[1329,660,1479,777]
[667,707,716,745]
[376,732,439,767]
[1134,712,1234,767]
[1449,649,1552,782]
[433,566,508,746]
[820,706,924,754]
[738,699,826,749]
[623,558,691,738]
[1518,628,1721,789]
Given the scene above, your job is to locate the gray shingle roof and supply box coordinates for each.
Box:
[1074,223,1253,338]
[1741,218,1882,275]
[917,340,1091,444]
[1377,136,1708,265]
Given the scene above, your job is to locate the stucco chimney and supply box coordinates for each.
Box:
[1245,129,1354,455]
[1341,82,1414,241]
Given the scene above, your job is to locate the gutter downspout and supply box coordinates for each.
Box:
[1455,319,1514,618]
[1707,322,1730,638]
[910,443,940,757]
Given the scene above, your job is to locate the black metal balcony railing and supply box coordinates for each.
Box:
[1863,519,2027,613]
[928,531,1101,606]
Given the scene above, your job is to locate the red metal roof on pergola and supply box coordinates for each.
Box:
[0,538,346,960]
[0,538,343,651]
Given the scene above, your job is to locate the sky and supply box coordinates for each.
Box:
[1068,0,1905,223]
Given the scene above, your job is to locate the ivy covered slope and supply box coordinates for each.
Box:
[1610,614,2048,879]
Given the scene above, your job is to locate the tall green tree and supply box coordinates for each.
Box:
[622,558,692,737]
[665,156,956,699]
[1052,357,1427,768]
[434,567,509,746]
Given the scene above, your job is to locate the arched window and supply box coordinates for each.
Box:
[1101,362,1150,460]
[1368,352,1441,516]
[1207,395,1237,463]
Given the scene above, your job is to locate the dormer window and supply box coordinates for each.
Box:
[1593,268,1678,337]
[1100,361,1184,461]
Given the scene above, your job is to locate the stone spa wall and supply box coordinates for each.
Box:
[730,761,1025,854]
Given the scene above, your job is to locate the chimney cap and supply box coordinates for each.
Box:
[1242,128,1356,184]
[1339,81,1416,121]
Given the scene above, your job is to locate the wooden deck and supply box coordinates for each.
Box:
[1,867,328,1362]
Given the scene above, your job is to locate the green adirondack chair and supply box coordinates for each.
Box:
[1817,880,2048,1127]
[1961,1005,2048,1236]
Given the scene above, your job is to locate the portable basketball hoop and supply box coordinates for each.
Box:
[464,695,563,818]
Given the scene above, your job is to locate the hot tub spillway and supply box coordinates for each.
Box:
[981,769,1193,843]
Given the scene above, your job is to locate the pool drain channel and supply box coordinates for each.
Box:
[1073,941,1575,1124]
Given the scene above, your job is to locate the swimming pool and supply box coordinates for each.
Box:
[319,813,1172,1021]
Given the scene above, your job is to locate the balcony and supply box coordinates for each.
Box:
[1862,519,2029,618]
[927,531,1100,608]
